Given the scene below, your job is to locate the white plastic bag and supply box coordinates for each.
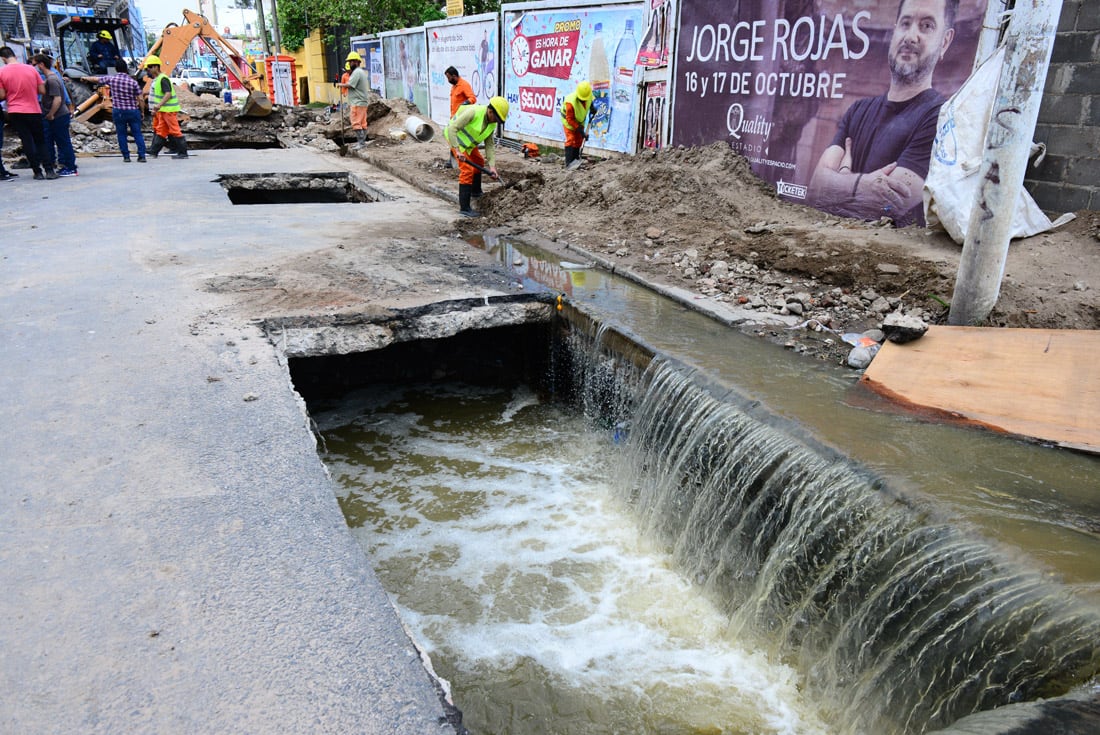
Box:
[923,46,1074,243]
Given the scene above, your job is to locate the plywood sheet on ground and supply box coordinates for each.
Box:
[861,325,1100,453]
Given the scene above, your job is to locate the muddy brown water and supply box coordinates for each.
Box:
[306,234,1099,734]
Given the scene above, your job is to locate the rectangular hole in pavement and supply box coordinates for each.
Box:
[216,172,394,205]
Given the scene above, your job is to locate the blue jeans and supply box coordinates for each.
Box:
[42,113,76,171]
[112,108,146,158]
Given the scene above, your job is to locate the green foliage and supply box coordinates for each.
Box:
[277,0,500,51]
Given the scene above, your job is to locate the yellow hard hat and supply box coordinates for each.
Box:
[145,54,162,67]
[488,96,509,121]
[98,30,113,40]
[576,81,593,101]
[346,51,362,62]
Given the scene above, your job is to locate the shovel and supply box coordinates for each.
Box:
[462,157,522,191]
[566,132,587,171]
[338,108,349,157]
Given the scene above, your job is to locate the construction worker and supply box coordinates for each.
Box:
[444,66,476,169]
[143,55,188,159]
[88,30,121,75]
[443,96,508,218]
[336,52,370,148]
[561,80,593,168]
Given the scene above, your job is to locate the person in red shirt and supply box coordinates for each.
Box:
[0,46,48,180]
[444,67,476,171]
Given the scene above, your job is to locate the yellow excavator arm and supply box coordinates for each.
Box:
[75,9,271,123]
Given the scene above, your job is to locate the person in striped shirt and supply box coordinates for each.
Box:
[83,59,147,162]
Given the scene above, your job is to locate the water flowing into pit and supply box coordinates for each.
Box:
[297,305,1100,735]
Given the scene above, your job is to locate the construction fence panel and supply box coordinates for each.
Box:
[425,14,500,128]
[380,27,431,118]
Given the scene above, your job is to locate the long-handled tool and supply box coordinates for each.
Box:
[338,109,349,156]
[566,132,587,171]
[460,156,523,191]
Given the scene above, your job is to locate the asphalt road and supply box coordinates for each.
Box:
[0,147,482,733]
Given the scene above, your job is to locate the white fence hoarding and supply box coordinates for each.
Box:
[380,28,431,118]
[425,14,500,127]
[503,2,645,153]
[351,36,385,96]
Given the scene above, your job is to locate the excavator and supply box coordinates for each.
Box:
[73,9,272,124]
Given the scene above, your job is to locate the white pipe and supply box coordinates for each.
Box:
[404,116,434,142]
[948,0,1062,326]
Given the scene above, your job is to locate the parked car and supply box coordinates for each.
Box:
[170,68,221,96]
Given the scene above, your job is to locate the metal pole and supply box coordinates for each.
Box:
[269,0,282,54]
[948,0,1062,326]
[255,0,271,56]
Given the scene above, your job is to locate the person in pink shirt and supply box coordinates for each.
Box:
[0,46,49,179]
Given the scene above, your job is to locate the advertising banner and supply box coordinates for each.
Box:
[503,3,645,153]
[637,0,674,67]
[672,0,987,226]
[351,38,385,96]
[640,80,667,150]
[381,29,430,116]
[425,15,500,127]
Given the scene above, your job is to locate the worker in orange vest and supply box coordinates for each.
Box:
[444,66,476,169]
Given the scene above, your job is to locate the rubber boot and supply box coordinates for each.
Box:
[355,129,367,148]
[458,183,479,218]
[472,172,483,198]
[170,137,189,159]
[564,146,578,168]
[148,135,166,158]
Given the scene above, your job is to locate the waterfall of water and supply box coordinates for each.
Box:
[560,325,1100,733]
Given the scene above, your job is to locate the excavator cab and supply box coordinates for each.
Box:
[56,16,132,75]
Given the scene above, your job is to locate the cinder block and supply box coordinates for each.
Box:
[1050,32,1100,64]
[1045,64,1074,95]
[1065,63,1100,95]
[1038,125,1100,156]
[1058,1,1082,32]
[1037,94,1086,126]
[1029,152,1068,182]
[1026,181,1091,213]
[1064,157,1100,186]
[1079,1,1100,31]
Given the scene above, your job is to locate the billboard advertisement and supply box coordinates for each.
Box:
[351,37,385,96]
[425,15,500,127]
[671,0,988,226]
[381,29,430,116]
[503,3,645,154]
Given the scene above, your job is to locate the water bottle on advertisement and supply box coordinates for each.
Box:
[611,19,638,142]
[588,23,611,138]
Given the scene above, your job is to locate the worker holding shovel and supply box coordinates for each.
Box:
[561,80,593,170]
[443,95,509,218]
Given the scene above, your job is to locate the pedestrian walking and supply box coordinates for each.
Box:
[0,46,48,180]
[84,59,147,162]
[0,97,15,181]
[33,54,77,177]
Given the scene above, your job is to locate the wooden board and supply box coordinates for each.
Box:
[861,326,1100,454]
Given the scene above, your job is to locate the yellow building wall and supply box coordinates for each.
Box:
[302,30,337,106]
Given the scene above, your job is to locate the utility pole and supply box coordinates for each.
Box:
[255,0,271,56]
[948,0,1062,325]
[269,0,282,54]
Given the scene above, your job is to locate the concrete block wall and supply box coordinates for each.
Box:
[1025,0,1100,212]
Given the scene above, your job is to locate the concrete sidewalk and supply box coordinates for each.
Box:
[0,148,483,733]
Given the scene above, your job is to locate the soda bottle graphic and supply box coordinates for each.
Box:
[611,19,638,143]
[587,23,611,139]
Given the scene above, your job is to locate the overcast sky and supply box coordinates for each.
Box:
[134,0,259,38]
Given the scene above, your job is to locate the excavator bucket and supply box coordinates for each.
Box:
[240,89,273,117]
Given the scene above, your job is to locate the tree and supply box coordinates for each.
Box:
[277,0,501,51]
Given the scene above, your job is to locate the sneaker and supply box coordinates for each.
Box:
[44,169,59,180]
[33,170,45,180]
[459,209,480,218]
[171,153,189,159]
[122,157,131,163]
[58,168,78,177]
[0,171,15,182]
[137,157,147,163]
